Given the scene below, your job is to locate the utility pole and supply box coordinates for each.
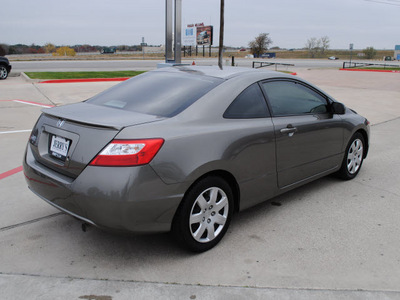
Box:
[349,43,354,66]
[218,0,224,70]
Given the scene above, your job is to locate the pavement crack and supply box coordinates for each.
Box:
[32,83,57,106]
[0,213,63,232]
[353,180,400,198]
[371,116,400,127]
[1,272,400,295]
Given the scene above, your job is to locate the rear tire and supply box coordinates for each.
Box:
[172,176,234,252]
[0,65,8,80]
[337,132,365,180]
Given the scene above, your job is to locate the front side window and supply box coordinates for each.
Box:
[261,80,328,116]
[223,83,270,119]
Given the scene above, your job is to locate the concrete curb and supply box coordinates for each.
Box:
[2,273,400,300]
[340,68,400,73]
[20,72,41,83]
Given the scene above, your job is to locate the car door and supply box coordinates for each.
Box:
[260,79,344,188]
[223,83,277,209]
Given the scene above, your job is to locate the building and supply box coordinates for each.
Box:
[395,45,400,60]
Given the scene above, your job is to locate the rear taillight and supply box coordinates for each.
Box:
[90,139,164,167]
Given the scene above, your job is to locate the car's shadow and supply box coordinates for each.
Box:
[46,175,345,259]
[2,174,354,281]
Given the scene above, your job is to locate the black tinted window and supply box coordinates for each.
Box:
[261,80,328,116]
[87,71,223,117]
[224,83,269,119]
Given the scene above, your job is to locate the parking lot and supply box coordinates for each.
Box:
[1,65,400,299]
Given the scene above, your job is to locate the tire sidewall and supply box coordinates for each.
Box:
[340,132,365,180]
[173,176,234,252]
[0,65,8,80]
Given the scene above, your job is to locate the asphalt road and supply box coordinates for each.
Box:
[10,58,400,74]
[1,68,400,299]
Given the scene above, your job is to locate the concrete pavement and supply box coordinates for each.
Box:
[1,68,400,299]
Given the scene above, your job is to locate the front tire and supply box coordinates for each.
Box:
[0,65,8,80]
[337,132,365,180]
[172,176,234,252]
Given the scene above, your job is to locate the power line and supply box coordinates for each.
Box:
[364,0,400,6]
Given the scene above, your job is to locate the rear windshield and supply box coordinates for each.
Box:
[87,71,223,117]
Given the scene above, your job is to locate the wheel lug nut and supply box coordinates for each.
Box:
[211,212,215,216]
[207,219,211,223]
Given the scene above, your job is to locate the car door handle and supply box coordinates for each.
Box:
[280,126,297,136]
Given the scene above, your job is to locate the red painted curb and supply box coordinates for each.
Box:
[0,166,23,180]
[340,68,400,73]
[40,78,130,84]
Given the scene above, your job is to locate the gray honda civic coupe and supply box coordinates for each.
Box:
[23,66,370,252]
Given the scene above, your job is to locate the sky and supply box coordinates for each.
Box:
[1,0,399,49]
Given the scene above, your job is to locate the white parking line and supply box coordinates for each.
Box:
[0,130,32,135]
[12,100,53,108]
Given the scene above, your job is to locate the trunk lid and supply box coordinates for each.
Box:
[28,102,165,178]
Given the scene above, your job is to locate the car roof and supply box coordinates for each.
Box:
[153,65,282,80]
[153,65,338,105]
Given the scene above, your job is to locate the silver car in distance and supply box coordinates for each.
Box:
[23,66,370,252]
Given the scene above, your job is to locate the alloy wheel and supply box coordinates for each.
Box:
[189,187,229,243]
[347,138,363,174]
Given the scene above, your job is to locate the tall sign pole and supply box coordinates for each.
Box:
[175,0,182,64]
[165,0,182,64]
[218,0,224,70]
[165,0,173,62]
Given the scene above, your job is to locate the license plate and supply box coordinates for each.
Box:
[50,135,70,160]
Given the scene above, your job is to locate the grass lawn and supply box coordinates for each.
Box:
[358,67,400,71]
[25,71,146,80]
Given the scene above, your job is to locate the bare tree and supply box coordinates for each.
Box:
[0,44,8,56]
[305,37,321,58]
[249,33,272,57]
[218,0,224,70]
[320,36,330,55]
[306,36,330,57]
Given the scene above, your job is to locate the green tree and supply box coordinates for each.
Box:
[363,47,377,59]
[249,33,272,57]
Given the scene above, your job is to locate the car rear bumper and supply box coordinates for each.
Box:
[23,145,185,233]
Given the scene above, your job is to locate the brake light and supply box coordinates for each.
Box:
[90,139,164,167]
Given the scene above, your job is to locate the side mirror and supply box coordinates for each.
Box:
[331,102,346,115]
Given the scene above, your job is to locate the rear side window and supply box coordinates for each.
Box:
[223,83,270,119]
[87,71,223,117]
[261,80,328,116]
